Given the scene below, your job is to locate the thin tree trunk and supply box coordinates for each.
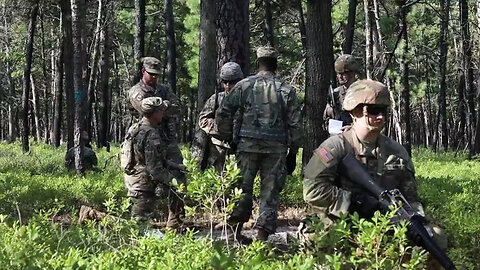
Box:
[474,0,480,154]
[343,0,357,54]
[437,0,450,151]
[61,0,75,149]
[262,0,274,47]
[52,24,64,147]
[398,0,411,156]
[132,0,145,85]
[71,0,87,173]
[39,5,50,144]
[165,0,177,93]
[294,0,307,54]
[303,0,333,164]
[197,0,217,111]
[21,0,39,153]
[363,0,374,79]
[30,74,41,141]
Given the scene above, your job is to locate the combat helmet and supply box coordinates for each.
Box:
[334,54,360,73]
[342,80,391,111]
[220,62,244,81]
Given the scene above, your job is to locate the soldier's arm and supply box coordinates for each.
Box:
[144,130,175,186]
[158,84,181,116]
[303,137,353,218]
[215,84,242,139]
[285,86,303,149]
[198,94,218,135]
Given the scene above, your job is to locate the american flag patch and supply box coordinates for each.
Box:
[317,147,333,163]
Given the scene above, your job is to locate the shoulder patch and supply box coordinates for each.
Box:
[316,147,334,163]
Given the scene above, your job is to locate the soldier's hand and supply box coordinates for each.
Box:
[349,192,386,218]
[286,151,297,175]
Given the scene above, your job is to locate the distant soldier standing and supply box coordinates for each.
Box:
[122,97,184,229]
[127,57,186,185]
[216,47,303,243]
[196,62,244,172]
[64,131,98,172]
[324,54,360,127]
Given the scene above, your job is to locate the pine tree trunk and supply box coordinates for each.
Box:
[39,7,50,144]
[30,74,41,141]
[52,23,64,147]
[217,0,250,76]
[303,0,333,164]
[262,0,274,47]
[71,0,88,173]
[398,0,411,156]
[21,0,39,153]
[197,0,217,111]
[294,0,307,54]
[437,0,450,151]
[343,0,357,54]
[132,0,145,85]
[165,0,177,94]
[61,0,75,149]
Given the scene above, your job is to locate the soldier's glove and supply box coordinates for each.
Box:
[154,183,170,198]
[286,151,297,175]
[349,192,386,218]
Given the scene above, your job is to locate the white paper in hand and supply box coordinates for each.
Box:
[328,119,343,135]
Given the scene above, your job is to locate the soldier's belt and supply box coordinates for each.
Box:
[238,127,287,142]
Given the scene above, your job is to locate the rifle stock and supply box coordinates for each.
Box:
[338,153,456,270]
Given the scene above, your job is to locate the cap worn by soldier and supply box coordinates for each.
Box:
[142,57,161,75]
[342,79,391,111]
[220,62,244,81]
[140,97,169,115]
[256,46,278,59]
[335,54,360,73]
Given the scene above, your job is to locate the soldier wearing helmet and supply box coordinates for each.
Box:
[324,54,361,129]
[194,62,244,172]
[299,80,447,256]
[216,47,303,243]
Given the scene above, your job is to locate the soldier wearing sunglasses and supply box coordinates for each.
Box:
[300,80,447,260]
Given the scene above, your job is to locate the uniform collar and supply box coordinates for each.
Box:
[139,80,156,93]
[257,70,275,77]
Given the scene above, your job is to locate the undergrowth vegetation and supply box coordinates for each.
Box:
[0,142,478,269]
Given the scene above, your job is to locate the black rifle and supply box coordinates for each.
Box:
[338,153,456,270]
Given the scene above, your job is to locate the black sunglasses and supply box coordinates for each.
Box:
[365,105,389,115]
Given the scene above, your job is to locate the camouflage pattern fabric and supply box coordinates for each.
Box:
[216,71,303,153]
[300,128,447,249]
[324,85,354,126]
[216,70,302,234]
[123,118,183,226]
[197,92,230,171]
[228,152,286,234]
[64,146,98,171]
[127,80,185,182]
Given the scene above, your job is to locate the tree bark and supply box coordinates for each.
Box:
[303,0,333,164]
[21,0,39,153]
[97,0,112,149]
[165,0,177,93]
[197,0,217,111]
[217,0,250,77]
[294,0,307,54]
[262,0,274,47]
[52,20,64,147]
[131,0,145,85]
[61,0,75,149]
[343,0,357,54]
[437,0,450,151]
[397,0,411,156]
[71,0,88,173]
[30,74,41,141]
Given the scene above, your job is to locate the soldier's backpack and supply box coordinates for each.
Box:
[121,122,141,174]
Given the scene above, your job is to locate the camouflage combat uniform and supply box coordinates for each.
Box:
[123,99,183,227]
[198,91,231,172]
[216,48,302,234]
[324,85,354,126]
[127,74,185,184]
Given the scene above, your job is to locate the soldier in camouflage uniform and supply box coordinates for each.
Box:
[301,79,447,251]
[127,57,186,185]
[123,97,183,228]
[216,47,303,242]
[324,54,360,127]
[65,131,98,172]
[197,62,244,172]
